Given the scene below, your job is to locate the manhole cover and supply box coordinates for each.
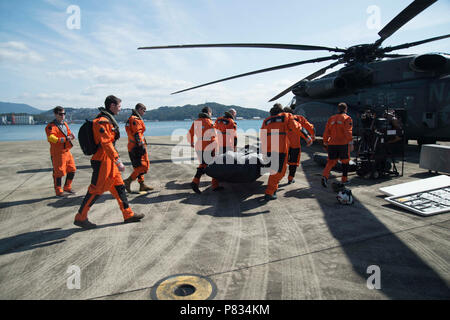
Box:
[150,274,217,300]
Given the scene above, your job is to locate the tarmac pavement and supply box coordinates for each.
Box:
[0,136,448,300]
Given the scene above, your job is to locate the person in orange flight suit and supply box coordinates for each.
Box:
[321,102,354,188]
[123,103,153,193]
[188,106,221,194]
[260,103,312,201]
[74,95,145,229]
[45,106,77,197]
[283,107,315,184]
[214,108,237,155]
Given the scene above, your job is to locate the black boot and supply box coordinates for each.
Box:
[191,182,201,194]
[288,165,297,184]
[74,219,97,229]
[264,191,277,201]
[124,213,145,223]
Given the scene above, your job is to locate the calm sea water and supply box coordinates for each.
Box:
[0,120,263,142]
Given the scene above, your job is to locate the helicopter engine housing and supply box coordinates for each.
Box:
[303,76,347,98]
[409,53,448,72]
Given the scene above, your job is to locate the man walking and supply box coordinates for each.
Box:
[283,107,315,184]
[74,95,145,229]
[260,103,312,201]
[188,106,221,194]
[214,108,237,154]
[45,106,76,196]
[123,103,153,193]
[321,102,353,187]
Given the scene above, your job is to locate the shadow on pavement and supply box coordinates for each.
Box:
[184,180,270,217]
[1,196,56,209]
[47,194,111,208]
[301,147,449,299]
[0,223,123,255]
[165,180,210,190]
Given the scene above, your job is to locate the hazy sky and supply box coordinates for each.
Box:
[0,0,449,111]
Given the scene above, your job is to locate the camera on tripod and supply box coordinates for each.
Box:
[355,107,405,179]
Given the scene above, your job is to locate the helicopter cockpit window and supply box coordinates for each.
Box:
[288,97,297,109]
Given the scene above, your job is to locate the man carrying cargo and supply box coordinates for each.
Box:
[283,107,315,184]
[45,106,77,197]
[123,103,153,193]
[74,95,145,229]
[214,108,238,155]
[260,103,312,201]
[188,106,222,194]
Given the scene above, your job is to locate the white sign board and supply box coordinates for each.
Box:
[379,175,450,197]
[385,187,450,216]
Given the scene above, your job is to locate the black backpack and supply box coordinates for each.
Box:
[78,119,98,155]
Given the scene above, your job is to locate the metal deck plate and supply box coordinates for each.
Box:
[386,186,450,216]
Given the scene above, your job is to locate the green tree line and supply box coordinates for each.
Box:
[31,102,269,122]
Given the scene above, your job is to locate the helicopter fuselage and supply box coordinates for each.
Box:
[293,53,450,143]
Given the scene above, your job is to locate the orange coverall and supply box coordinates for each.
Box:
[125,113,150,183]
[75,114,135,222]
[214,115,237,154]
[322,112,353,183]
[45,121,76,195]
[188,114,220,189]
[260,112,303,196]
[286,115,315,182]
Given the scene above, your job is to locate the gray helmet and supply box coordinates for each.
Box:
[337,188,354,205]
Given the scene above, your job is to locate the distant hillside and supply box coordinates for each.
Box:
[33,102,269,122]
[35,107,101,122]
[145,102,268,121]
[0,101,43,115]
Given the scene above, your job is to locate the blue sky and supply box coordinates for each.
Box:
[0,0,449,111]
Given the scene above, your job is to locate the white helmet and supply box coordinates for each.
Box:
[337,189,354,205]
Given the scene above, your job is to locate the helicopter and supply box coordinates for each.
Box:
[138,0,450,144]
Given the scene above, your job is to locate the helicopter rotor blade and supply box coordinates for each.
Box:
[382,54,414,58]
[383,34,450,53]
[138,43,346,53]
[376,0,437,46]
[170,55,341,95]
[268,60,342,102]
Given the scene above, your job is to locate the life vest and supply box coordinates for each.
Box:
[287,115,315,149]
[260,112,300,154]
[91,112,121,163]
[214,114,237,147]
[126,111,147,152]
[188,113,217,151]
[45,120,73,155]
[295,115,315,138]
[323,113,353,145]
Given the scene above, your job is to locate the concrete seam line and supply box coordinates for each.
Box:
[206,220,446,278]
[84,219,449,300]
[0,172,37,202]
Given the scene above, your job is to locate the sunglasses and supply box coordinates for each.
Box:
[58,112,66,115]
